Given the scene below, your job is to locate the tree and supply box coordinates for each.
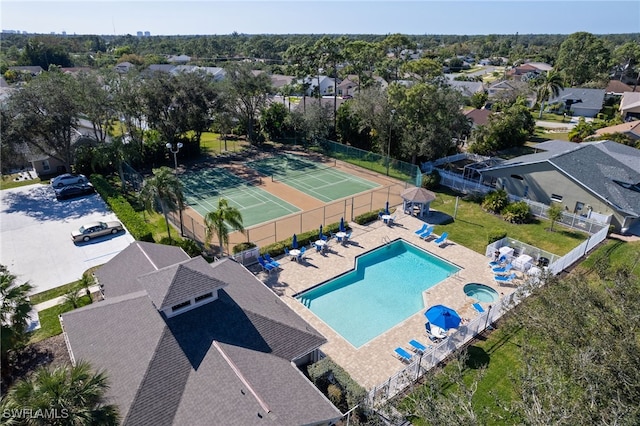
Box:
[223,62,272,144]
[260,102,288,141]
[0,361,119,425]
[547,203,564,231]
[0,265,33,383]
[4,69,82,172]
[611,41,640,85]
[76,69,117,143]
[401,58,444,84]
[568,117,596,142]
[204,199,245,256]
[139,167,185,243]
[556,32,610,86]
[532,70,564,118]
[468,101,535,155]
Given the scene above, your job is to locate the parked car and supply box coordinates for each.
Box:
[72,221,124,243]
[51,173,88,188]
[55,183,95,200]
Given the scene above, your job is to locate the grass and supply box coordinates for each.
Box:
[29,295,92,343]
[577,238,640,280]
[0,174,43,190]
[193,131,249,156]
[29,267,100,305]
[431,188,588,255]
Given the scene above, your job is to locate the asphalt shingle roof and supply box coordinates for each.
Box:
[62,257,339,426]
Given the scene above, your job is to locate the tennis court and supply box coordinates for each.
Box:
[246,153,379,203]
[179,168,300,228]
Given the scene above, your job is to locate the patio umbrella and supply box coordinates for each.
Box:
[385,201,390,215]
[339,217,345,232]
[292,234,298,249]
[425,305,461,330]
[319,225,323,239]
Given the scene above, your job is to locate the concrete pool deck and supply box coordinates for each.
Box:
[257,211,518,390]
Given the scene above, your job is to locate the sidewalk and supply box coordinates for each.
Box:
[33,285,102,311]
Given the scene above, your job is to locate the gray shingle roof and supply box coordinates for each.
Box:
[62,257,339,426]
[548,87,605,111]
[96,242,189,298]
[138,256,227,310]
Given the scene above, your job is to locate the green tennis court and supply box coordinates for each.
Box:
[179,168,299,227]
[246,154,379,202]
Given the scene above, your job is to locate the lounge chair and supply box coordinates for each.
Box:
[425,322,445,342]
[432,232,448,246]
[419,226,434,240]
[264,253,280,267]
[257,257,275,273]
[494,272,517,285]
[488,255,507,268]
[473,303,485,313]
[409,339,429,353]
[492,263,513,274]
[387,215,396,226]
[414,224,428,235]
[394,347,413,362]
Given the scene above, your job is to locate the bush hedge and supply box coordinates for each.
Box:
[91,174,154,242]
[258,221,349,257]
[487,229,507,244]
[502,200,532,224]
[307,357,367,413]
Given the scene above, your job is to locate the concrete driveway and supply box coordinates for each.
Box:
[1,183,134,294]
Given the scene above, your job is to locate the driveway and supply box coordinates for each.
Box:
[0,184,134,294]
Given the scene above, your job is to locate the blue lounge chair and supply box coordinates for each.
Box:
[257,257,275,273]
[414,224,428,235]
[473,303,485,313]
[264,253,280,267]
[419,226,434,239]
[394,347,413,362]
[433,232,448,246]
[492,263,513,274]
[488,255,507,268]
[284,247,292,259]
[494,272,517,285]
[409,339,429,353]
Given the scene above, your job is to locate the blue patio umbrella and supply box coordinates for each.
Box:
[425,305,461,330]
[319,224,323,239]
[385,201,390,215]
[339,217,345,232]
[292,234,298,249]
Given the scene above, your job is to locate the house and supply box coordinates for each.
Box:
[447,80,485,98]
[299,75,339,96]
[8,66,44,76]
[337,75,359,97]
[506,63,543,81]
[605,80,638,96]
[115,62,134,73]
[590,121,640,141]
[546,87,605,118]
[464,108,492,128]
[269,74,294,92]
[487,80,534,106]
[167,54,191,63]
[620,92,640,121]
[60,242,341,426]
[479,140,640,234]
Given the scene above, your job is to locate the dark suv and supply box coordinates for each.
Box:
[55,183,95,200]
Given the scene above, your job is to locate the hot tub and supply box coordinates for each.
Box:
[463,283,499,303]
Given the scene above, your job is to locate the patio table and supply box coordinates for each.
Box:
[289,249,300,261]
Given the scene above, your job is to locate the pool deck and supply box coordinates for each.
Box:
[257,212,517,390]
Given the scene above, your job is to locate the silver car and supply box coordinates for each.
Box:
[51,173,88,188]
[71,221,124,243]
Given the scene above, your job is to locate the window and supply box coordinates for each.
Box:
[550,194,563,202]
[42,160,50,171]
[195,292,213,303]
[171,300,191,312]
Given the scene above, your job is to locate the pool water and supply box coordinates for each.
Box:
[463,283,499,302]
[297,240,460,348]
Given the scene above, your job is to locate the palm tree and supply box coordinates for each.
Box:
[0,361,119,425]
[1,265,33,382]
[139,166,185,242]
[534,70,564,119]
[204,199,245,257]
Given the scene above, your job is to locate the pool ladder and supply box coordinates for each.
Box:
[382,236,391,245]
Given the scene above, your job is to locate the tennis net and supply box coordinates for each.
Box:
[270,159,337,183]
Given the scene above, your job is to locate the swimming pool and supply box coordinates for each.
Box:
[463,283,499,302]
[296,239,460,348]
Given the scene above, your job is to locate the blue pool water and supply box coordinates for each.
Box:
[297,239,460,348]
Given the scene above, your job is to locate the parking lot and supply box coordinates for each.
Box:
[0,183,134,294]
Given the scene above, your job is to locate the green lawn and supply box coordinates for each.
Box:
[431,188,588,255]
[0,174,44,190]
[194,131,249,155]
[29,295,92,343]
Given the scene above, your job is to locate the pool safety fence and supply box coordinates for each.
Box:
[366,224,608,408]
[171,182,409,255]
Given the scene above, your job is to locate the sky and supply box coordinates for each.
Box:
[1,1,639,36]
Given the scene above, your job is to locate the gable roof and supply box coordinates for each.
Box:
[447,80,484,97]
[464,108,492,126]
[620,92,640,111]
[606,80,638,94]
[482,141,640,216]
[62,256,339,425]
[95,241,190,298]
[548,87,606,111]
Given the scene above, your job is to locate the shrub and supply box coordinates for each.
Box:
[233,241,257,254]
[502,201,532,224]
[91,174,154,242]
[327,384,342,406]
[421,170,441,190]
[481,189,509,214]
[487,229,507,244]
[307,357,367,412]
[354,210,383,225]
[259,220,350,257]
[158,236,204,257]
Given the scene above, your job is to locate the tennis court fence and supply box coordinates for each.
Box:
[171,181,410,255]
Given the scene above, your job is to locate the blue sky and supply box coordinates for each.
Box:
[2,1,639,36]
